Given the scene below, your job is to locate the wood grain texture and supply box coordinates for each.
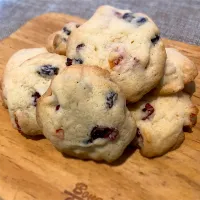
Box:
[0,13,200,200]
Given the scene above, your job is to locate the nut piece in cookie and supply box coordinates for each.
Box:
[129,92,198,158]
[46,22,80,55]
[37,65,136,162]
[154,48,198,95]
[67,5,166,102]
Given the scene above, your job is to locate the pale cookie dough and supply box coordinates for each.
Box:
[4,52,66,135]
[66,5,166,102]
[37,65,136,162]
[128,92,198,158]
[155,48,198,95]
[1,48,47,107]
[46,22,80,55]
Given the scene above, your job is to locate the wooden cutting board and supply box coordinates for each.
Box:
[0,13,200,200]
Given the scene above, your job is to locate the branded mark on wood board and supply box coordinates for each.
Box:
[64,182,103,200]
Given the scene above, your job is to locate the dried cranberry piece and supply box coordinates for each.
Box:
[106,91,118,109]
[76,43,85,51]
[88,125,119,143]
[66,58,73,66]
[151,35,160,45]
[55,129,64,139]
[56,105,60,111]
[109,55,123,69]
[37,65,59,77]
[14,116,23,134]
[122,13,134,22]
[190,113,197,126]
[142,103,154,120]
[32,92,41,106]
[63,27,71,35]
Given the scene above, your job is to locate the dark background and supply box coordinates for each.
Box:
[0,0,200,45]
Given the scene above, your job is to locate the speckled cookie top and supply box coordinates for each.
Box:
[37,65,136,162]
[66,5,166,102]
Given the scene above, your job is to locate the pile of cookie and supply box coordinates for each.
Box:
[1,5,198,162]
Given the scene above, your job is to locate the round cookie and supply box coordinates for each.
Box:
[4,52,66,135]
[37,65,136,162]
[128,92,198,158]
[1,48,47,107]
[46,22,80,55]
[66,5,166,102]
[155,48,198,95]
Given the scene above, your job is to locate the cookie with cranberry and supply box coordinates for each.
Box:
[66,5,166,102]
[46,22,80,55]
[128,92,198,158]
[155,48,198,95]
[37,65,136,162]
[1,48,47,107]
[4,52,66,135]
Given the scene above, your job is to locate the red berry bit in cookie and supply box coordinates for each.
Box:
[66,58,84,66]
[55,129,64,139]
[76,43,85,51]
[32,92,41,106]
[87,126,119,143]
[106,91,118,109]
[109,55,124,69]
[142,103,154,120]
[190,113,197,126]
[37,65,59,77]
[14,116,23,134]
[66,58,73,66]
[56,105,60,111]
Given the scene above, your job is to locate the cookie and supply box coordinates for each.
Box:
[37,65,136,162]
[155,48,198,95]
[128,92,198,158]
[46,22,80,55]
[1,48,47,107]
[66,5,166,102]
[4,52,66,135]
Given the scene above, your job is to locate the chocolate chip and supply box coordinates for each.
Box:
[76,24,80,28]
[122,13,134,22]
[151,35,160,45]
[63,27,71,35]
[88,125,119,143]
[106,91,118,109]
[76,43,85,51]
[37,65,59,77]
[32,92,41,106]
[142,103,154,120]
[66,58,73,66]
[136,17,147,24]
